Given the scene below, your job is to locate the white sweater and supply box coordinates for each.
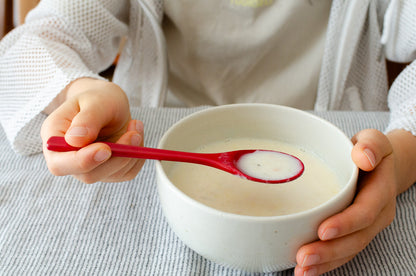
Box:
[162,0,331,109]
[0,0,416,155]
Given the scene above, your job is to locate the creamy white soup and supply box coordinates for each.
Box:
[167,138,342,216]
[237,150,303,181]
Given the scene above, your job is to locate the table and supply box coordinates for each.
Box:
[1,107,415,275]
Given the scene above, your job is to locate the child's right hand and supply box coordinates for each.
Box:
[41,78,145,183]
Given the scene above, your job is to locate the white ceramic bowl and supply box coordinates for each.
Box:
[155,104,358,272]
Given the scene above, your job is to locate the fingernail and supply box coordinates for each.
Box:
[304,267,318,276]
[94,149,110,162]
[302,254,320,267]
[131,134,141,146]
[67,127,88,137]
[363,148,376,168]
[136,121,143,132]
[321,227,338,240]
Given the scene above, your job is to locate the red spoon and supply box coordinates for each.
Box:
[46,136,304,184]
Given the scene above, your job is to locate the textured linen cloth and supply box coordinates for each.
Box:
[1,107,415,276]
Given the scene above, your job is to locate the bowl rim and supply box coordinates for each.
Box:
[155,103,358,222]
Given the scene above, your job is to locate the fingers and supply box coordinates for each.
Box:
[41,95,117,148]
[295,199,396,276]
[128,119,144,134]
[40,81,143,183]
[42,86,131,149]
[64,95,124,147]
[43,118,145,183]
[351,129,393,171]
[72,128,145,183]
[41,99,112,176]
[317,155,396,242]
[294,128,399,275]
[295,255,355,276]
[44,141,112,177]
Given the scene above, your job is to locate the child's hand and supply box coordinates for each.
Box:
[41,78,145,183]
[294,128,416,276]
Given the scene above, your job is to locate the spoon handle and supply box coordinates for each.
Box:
[46,136,304,184]
[46,136,221,165]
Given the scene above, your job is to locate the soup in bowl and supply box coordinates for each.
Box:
[155,104,358,272]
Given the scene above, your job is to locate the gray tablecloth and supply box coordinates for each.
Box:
[1,107,415,276]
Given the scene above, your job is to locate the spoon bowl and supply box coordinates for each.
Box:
[46,136,304,184]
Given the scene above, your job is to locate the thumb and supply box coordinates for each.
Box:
[351,129,393,171]
[65,99,117,147]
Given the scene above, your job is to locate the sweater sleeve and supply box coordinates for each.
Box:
[385,61,416,136]
[382,0,416,136]
[0,0,129,155]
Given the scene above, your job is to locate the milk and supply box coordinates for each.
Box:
[167,138,342,216]
[237,150,303,181]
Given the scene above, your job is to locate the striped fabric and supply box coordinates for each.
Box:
[0,107,415,276]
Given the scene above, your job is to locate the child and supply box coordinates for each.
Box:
[1,1,416,275]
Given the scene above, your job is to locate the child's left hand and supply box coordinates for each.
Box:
[294,128,416,276]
